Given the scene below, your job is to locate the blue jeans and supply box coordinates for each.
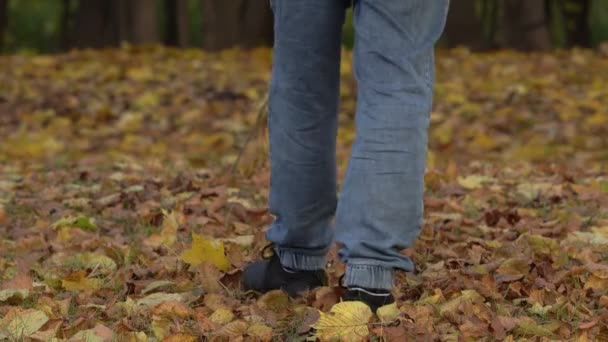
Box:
[266,0,448,290]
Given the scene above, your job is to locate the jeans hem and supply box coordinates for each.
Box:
[344,264,394,290]
[275,247,326,271]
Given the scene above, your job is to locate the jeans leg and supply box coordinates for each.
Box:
[336,0,449,289]
[265,0,346,271]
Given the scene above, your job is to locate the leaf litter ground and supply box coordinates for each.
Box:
[0,46,607,341]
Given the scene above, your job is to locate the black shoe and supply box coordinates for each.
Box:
[241,245,328,297]
[343,287,395,313]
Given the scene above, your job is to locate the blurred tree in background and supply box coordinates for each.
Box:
[1,0,607,54]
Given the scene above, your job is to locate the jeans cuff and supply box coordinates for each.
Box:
[344,264,394,290]
[275,247,326,271]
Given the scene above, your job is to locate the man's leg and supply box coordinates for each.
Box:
[242,0,346,296]
[336,0,449,293]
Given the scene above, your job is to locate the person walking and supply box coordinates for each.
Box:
[242,0,449,313]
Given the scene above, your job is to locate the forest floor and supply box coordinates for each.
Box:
[0,46,607,341]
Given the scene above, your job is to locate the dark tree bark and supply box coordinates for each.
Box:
[564,0,591,47]
[201,0,273,51]
[0,0,8,51]
[59,0,72,50]
[444,0,485,50]
[68,0,159,49]
[165,0,189,47]
[69,0,119,48]
[129,0,158,44]
[502,0,552,51]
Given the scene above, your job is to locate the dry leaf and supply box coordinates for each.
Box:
[181,232,230,271]
[312,301,373,342]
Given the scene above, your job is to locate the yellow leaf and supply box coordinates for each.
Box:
[67,252,117,274]
[525,234,560,256]
[258,290,289,312]
[161,333,198,342]
[247,323,273,341]
[496,258,530,276]
[136,292,185,308]
[151,317,173,340]
[568,231,608,245]
[62,271,103,292]
[312,301,372,342]
[0,308,49,340]
[181,233,230,271]
[584,275,608,290]
[457,175,493,190]
[141,280,176,295]
[221,235,255,247]
[0,289,29,302]
[376,302,400,324]
[209,308,235,325]
[515,317,560,337]
[416,288,445,305]
[516,183,552,202]
[527,302,552,316]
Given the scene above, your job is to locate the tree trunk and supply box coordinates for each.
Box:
[201,0,273,51]
[68,0,159,49]
[0,0,8,51]
[129,0,158,44]
[69,0,119,48]
[165,0,189,47]
[567,0,590,47]
[444,0,485,50]
[502,0,552,51]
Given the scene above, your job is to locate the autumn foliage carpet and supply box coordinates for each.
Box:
[0,46,607,341]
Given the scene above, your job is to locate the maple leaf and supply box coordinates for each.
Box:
[181,232,230,271]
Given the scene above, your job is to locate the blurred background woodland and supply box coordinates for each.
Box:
[1,0,608,54]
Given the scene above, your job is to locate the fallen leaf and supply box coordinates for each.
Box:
[144,209,180,247]
[221,235,254,247]
[68,324,114,342]
[258,290,289,312]
[151,301,190,318]
[377,302,400,324]
[62,271,104,292]
[209,308,235,325]
[0,204,7,225]
[181,232,230,271]
[439,290,485,317]
[312,301,372,342]
[0,308,49,340]
[525,234,560,256]
[136,292,185,308]
[515,317,560,337]
[247,323,273,341]
[141,280,176,294]
[213,320,248,338]
[161,333,198,342]
[0,289,29,302]
[457,175,493,189]
[51,215,98,231]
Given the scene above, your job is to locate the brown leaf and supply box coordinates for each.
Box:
[1,274,33,290]
[459,319,489,338]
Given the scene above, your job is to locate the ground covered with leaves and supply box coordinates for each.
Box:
[0,46,607,341]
